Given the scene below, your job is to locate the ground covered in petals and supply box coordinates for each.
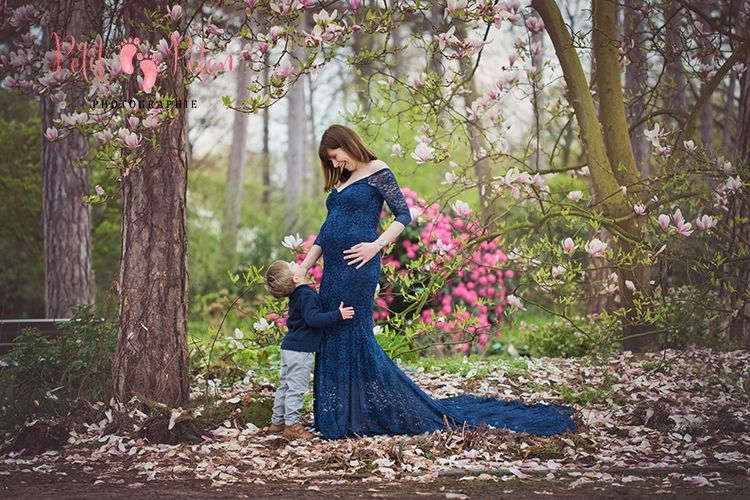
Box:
[1,348,749,499]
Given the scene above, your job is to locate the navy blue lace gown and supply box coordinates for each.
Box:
[313,168,576,439]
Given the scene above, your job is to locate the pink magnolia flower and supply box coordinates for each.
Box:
[93,130,113,143]
[95,185,105,196]
[451,200,472,217]
[436,26,459,51]
[676,221,693,237]
[506,294,526,310]
[657,214,671,230]
[349,0,361,9]
[725,175,742,193]
[411,142,435,164]
[567,190,583,202]
[122,131,142,149]
[391,144,403,157]
[551,265,566,278]
[44,127,59,141]
[625,280,636,291]
[445,0,468,17]
[128,116,140,129]
[525,17,545,33]
[585,238,608,257]
[634,204,646,215]
[673,208,685,227]
[169,5,182,21]
[695,214,717,231]
[683,140,696,152]
[562,237,576,253]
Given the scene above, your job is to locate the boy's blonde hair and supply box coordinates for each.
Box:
[265,260,296,299]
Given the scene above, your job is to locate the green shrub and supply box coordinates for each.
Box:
[518,313,617,358]
[0,306,116,434]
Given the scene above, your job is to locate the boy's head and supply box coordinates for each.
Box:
[265,260,306,299]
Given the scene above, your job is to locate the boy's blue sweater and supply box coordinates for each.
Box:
[282,284,342,352]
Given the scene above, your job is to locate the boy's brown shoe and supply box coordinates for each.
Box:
[282,423,313,440]
[268,422,285,434]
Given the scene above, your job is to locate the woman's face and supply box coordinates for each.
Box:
[326,148,358,172]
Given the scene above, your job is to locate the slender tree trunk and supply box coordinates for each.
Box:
[722,71,737,156]
[622,0,649,176]
[222,59,250,264]
[41,1,92,319]
[261,55,271,205]
[112,0,190,407]
[285,32,308,230]
[725,43,750,346]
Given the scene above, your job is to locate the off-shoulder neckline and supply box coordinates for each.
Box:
[334,167,390,193]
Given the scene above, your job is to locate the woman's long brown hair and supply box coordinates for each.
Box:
[318,124,378,192]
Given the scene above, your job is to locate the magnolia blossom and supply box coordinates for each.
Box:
[525,16,545,33]
[695,214,717,231]
[683,140,696,152]
[654,244,667,257]
[562,237,577,253]
[121,131,141,149]
[435,238,452,256]
[625,280,636,291]
[281,233,303,250]
[567,190,583,202]
[551,265,566,278]
[644,122,666,148]
[634,204,646,215]
[451,200,472,217]
[436,26,459,51]
[506,294,526,310]
[44,127,59,141]
[93,130,113,143]
[253,317,271,331]
[585,238,608,257]
[391,143,403,157]
[169,5,182,20]
[443,171,457,184]
[234,328,244,340]
[676,221,693,236]
[445,0,468,17]
[725,175,743,194]
[657,214,671,230]
[95,185,105,196]
[411,142,435,164]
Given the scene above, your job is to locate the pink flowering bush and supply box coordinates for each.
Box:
[288,187,514,356]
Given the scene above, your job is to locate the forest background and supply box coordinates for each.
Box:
[0,0,749,434]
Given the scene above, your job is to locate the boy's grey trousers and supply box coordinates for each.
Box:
[271,349,314,425]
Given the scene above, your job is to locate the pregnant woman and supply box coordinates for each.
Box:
[300,124,575,439]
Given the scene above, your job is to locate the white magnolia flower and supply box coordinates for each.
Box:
[625,280,636,291]
[695,214,717,231]
[281,233,303,250]
[253,317,271,331]
[234,328,244,340]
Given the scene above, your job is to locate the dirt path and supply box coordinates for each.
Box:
[2,464,749,500]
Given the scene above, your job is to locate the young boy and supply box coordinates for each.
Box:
[264,260,354,440]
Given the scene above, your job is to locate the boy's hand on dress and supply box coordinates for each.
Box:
[339,302,355,320]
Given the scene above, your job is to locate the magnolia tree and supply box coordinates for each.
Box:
[3,0,749,406]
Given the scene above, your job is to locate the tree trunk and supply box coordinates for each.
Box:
[285,37,308,230]
[112,0,190,407]
[622,0,649,176]
[222,58,250,265]
[41,2,92,319]
[722,71,736,156]
[725,44,750,346]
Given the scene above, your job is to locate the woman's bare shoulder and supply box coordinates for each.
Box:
[368,159,390,173]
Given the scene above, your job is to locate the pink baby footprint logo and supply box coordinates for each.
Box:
[118,37,158,92]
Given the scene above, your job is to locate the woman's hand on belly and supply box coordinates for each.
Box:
[343,241,381,269]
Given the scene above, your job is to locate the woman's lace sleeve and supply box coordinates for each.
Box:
[368,169,412,227]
